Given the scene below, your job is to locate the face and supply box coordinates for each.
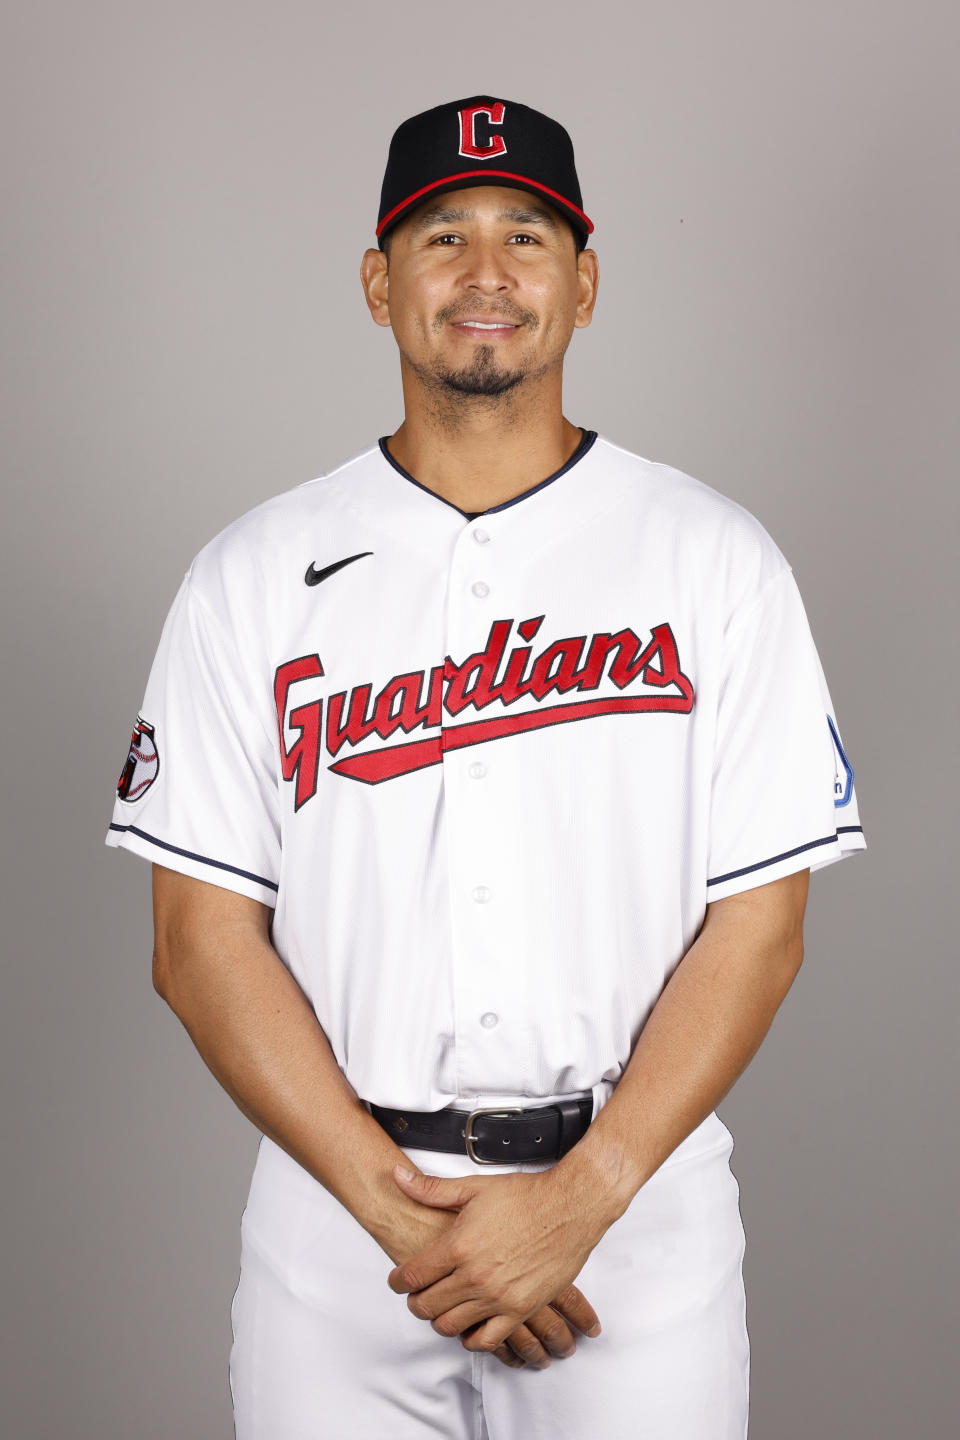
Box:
[361,186,598,401]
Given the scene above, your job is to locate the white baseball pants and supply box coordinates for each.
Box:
[229,1087,750,1439]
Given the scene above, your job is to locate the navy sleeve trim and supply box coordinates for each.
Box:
[108,823,280,892]
[707,827,865,887]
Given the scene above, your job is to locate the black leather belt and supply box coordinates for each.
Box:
[368,1098,594,1165]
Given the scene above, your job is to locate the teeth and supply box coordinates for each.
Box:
[461,321,514,329]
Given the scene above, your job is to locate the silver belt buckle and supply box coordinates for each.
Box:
[463,1106,524,1164]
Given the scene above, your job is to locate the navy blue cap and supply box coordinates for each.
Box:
[377,96,593,247]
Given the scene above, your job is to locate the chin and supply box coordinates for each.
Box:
[440,370,525,398]
[437,344,528,397]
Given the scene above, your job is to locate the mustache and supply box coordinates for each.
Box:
[434,300,537,329]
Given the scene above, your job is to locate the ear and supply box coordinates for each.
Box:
[574,248,599,329]
[361,247,392,327]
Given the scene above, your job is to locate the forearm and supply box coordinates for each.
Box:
[156,921,422,1255]
[554,879,806,1225]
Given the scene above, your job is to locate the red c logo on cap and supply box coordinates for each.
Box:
[458,103,507,160]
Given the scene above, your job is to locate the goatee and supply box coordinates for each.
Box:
[434,344,525,397]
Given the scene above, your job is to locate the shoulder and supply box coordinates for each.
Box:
[183,442,381,613]
[593,434,792,610]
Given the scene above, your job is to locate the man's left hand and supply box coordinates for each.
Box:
[386,1163,610,1352]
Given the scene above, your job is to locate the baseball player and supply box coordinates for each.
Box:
[106,96,866,1438]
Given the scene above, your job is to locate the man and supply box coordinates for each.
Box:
[106,96,866,1438]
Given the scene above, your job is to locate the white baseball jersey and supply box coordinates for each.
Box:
[106,430,866,1111]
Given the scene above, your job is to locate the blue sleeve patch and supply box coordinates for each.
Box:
[828,715,854,808]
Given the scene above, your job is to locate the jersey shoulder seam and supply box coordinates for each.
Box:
[597,436,777,524]
[181,571,280,760]
[722,561,795,647]
[295,441,381,490]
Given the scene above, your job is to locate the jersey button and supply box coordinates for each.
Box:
[480,1012,499,1029]
[473,527,491,544]
[471,580,490,598]
[468,760,487,779]
[472,885,492,904]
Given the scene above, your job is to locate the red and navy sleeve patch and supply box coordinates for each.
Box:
[117,717,160,803]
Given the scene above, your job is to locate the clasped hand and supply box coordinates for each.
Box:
[387,1163,605,1359]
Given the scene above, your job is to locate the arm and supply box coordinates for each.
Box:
[379,868,810,1355]
[553,867,810,1224]
[152,862,605,1367]
[150,863,433,1257]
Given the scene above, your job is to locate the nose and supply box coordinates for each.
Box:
[459,234,512,294]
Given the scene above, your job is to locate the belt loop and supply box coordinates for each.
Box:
[555,1098,585,1157]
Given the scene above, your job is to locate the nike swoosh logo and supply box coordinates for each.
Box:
[304,551,373,586]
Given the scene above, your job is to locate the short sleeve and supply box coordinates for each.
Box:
[105,567,281,905]
[706,566,867,902]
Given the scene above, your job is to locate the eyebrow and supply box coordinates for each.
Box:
[410,202,560,232]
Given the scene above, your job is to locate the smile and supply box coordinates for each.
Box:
[451,320,521,336]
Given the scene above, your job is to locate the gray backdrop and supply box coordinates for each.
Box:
[3,2,956,1436]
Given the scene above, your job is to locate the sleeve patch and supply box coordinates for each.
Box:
[828,714,854,808]
[117,717,160,803]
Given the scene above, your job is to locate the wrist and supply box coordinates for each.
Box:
[550,1136,638,1232]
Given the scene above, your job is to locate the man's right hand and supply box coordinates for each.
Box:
[378,1194,601,1370]
[150,868,603,1370]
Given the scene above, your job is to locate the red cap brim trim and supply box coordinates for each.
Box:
[377,170,594,238]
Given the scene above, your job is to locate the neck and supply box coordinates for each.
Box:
[386,369,584,513]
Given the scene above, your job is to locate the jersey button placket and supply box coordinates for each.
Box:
[443,522,515,1091]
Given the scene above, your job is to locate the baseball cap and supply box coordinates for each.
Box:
[376,95,593,249]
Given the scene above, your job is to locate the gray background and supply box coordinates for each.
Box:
[2,2,956,1435]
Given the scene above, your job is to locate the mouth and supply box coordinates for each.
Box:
[450,319,522,339]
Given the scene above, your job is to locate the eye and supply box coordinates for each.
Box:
[430,232,462,245]
[508,232,539,245]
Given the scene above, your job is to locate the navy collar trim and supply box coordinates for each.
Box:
[377,429,598,520]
